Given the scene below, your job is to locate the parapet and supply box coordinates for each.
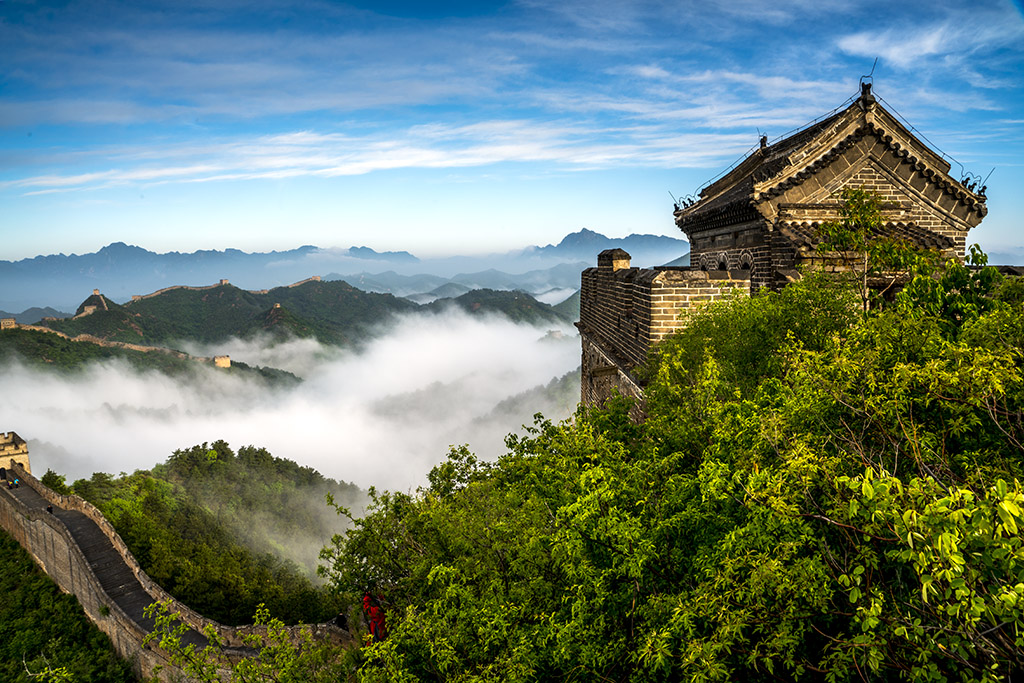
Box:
[597,248,632,271]
[214,356,231,368]
[578,254,751,416]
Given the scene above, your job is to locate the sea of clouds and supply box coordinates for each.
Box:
[3,309,581,492]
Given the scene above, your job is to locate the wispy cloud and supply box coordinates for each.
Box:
[1,0,1022,254]
[2,118,759,195]
[837,10,1024,73]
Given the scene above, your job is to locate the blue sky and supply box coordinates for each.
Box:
[2,0,1023,261]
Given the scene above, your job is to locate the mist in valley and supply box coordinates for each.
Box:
[4,309,581,494]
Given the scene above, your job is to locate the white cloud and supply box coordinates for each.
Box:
[1,118,760,195]
[5,310,581,492]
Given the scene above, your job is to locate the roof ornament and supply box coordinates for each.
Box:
[859,58,878,106]
[960,171,983,193]
[670,190,698,211]
[978,168,994,198]
[671,192,698,211]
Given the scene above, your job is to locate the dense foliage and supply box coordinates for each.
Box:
[0,530,136,682]
[320,258,1024,681]
[65,440,365,626]
[0,327,197,374]
[144,600,352,683]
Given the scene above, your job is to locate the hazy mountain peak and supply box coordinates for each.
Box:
[553,228,605,249]
[348,246,419,262]
[97,242,149,257]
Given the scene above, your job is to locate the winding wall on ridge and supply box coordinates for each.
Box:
[0,459,349,681]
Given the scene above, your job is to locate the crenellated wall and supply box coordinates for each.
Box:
[578,250,749,418]
[8,323,229,367]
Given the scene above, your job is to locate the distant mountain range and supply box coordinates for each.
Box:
[0,229,688,313]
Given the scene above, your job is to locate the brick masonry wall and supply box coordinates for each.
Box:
[763,131,982,265]
[579,260,749,412]
[838,162,968,254]
[0,463,171,680]
[580,335,647,420]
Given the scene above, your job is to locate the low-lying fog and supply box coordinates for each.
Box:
[4,309,581,491]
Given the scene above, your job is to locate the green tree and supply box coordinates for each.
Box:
[318,258,1024,682]
[70,441,363,626]
[39,469,71,495]
[144,600,352,683]
[0,531,136,682]
[819,187,938,311]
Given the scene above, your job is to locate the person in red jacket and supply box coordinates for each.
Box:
[362,591,387,642]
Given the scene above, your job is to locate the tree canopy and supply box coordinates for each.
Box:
[68,441,365,626]
[318,253,1024,682]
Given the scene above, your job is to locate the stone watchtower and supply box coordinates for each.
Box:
[0,432,31,474]
[579,84,988,414]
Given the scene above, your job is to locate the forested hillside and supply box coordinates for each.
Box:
[426,288,573,325]
[37,280,419,347]
[31,280,571,349]
[0,530,136,682]
[0,327,297,384]
[48,440,365,627]
[314,261,1024,682]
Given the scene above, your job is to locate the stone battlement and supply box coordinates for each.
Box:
[580,87,987,418]
[12,323,230,367]
[578,250,749,418]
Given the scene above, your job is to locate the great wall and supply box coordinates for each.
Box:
[0,435,350,681]
[126,276,321,302]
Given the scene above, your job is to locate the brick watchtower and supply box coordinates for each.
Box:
[675,82,987,293]
[579,84,988,414]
